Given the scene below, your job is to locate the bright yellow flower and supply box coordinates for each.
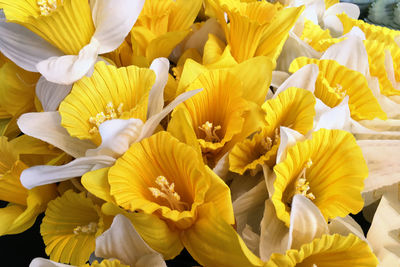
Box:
[266,234,378,267]
[272,129,368,226]
[104,131,234,259]
[229,87,316,175]
[290,57,387,121]
[41,189,106,265]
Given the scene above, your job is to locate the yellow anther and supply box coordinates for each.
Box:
[149,175,188,211]
[88,102,124,135]
[198,121,222,142]
[261,128,280,151]
[332,83,346,98]
[37,0,61,16]
[73,222,97,235]
[294,159,315,201]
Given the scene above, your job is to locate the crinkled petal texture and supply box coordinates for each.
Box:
[266,234,378,267]
[290,57,387,121]
[1,0,95,55]
[108,131,233,230]
[272,129,368,227]
[59,61,154,145]
[41,190,104,265]
[229,87,316,174]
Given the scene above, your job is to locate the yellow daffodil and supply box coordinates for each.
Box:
[0,0,145,84]
[266,234,378,267]
[272,129,368,227]
[31,259,130,267]
[290,57,387,121]
[89,131,235,261]
[229,87,316,175]
[130,0,203,66]
[41,189,106,265]
[206,0,304,66]
[0,135,61,236]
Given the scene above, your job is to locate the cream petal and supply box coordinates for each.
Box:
[0,20,63,72]
[85,119,144,158]
[323,15,344,37]
[36,38,100,85]
[384,50,399,90]
[95,214,166,267]
[30,258,72,267]
[212,152,229,181]
[324,3,360,19]
[17,112,96,158]
[242,225,261,257]
[276,126,304,164]
[274,64,319,96]
[20,155,116,189]
[92,0,145,54]
[259,199,289,261]
[147,58,170,119]
[35,76,72,111]
[329,215,367,242]
[271,71,290,89]
[314,96,351,131]
[288,194,329,250]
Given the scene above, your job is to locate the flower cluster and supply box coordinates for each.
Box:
[0,0,399,266]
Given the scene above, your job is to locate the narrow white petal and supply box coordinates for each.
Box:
[314,96,351,131]
[85,118,144,158]
[92,0,145,54]
[323,15,344,37]
[259,199,289,261]
[324,3,360,19]
[276,126,304,164]
[229,173,264,202]
[96,214,166,266]
[139,89,202,140]
[242,225,261,257]
[17,112,96,158]
[262,164,276,198]
[384,50,399,90]
[36,39,100,85]
[288,195,329,250]
[30,258,71,267]
[271,71,290,89]
[212,152,229,181]
[321,28,369,75]
[0,21,62,72]
[36,76,72,111]
[147,58,170,119]
[274,64,319,96]
[21,155,116,189]
[329,215,367,242]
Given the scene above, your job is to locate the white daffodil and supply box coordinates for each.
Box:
[0,0,144,85]
[17,58,202,189]
[30,214,166,267]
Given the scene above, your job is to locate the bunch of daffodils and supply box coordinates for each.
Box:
[0,0,399,266]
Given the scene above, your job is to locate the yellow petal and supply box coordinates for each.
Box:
[267,234,378,267]
[168,0,203,32]
[290,57,387,121]
[145,30,190,62]
[301,20,335,52]
[81,167,115,204]
[88,259,130,267]
[203,33,228,65]
[41,190,104,265]
[181,203,264,267]
[59,61,154,145]
[272,129,368,226]
[325,0,339,9]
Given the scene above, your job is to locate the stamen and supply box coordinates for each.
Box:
[261,128,280,151]
[332,83,346,99]
[37,0,62,16]
[73,222,97,235]
[198,121,222,143]
[88,102,124,135]
[294,159,315,201]
[148,176,189,211]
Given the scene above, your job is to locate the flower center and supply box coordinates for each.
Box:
[332,83,346,99]
[88,102,124,134]
[294,159,315,201]
[261,128,280,152]
[148,176,189,212]
[37,0,62,16]
[73,222,97,235]
[198,121,222,143]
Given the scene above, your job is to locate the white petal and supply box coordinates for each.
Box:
[324,3,360,19]
[274,64,319,96]
[384,50,400,90]
[92,0,145,54]
[0,21,62,72]
[138,89,202,140]
[85,118,144,158]
[36,38,100,85]
[229,173,264,202]
[30,258,72,267]
[259,199,289,261]
[271,71,290,89]
[329,215,367,242]
[367,190,400,263]
[35,76,72,111]
[276,126,304,164]
[21,155,115,189]
[17,112,96,158]
[321,28,369,75]
[242,225,261,257]
[358,140,400,193]
[323,15,344,37]
[147,58,170,119]
[314,96,351,131]
[262,164,276,198]
[95,214,166,267]
[212,152,229,181]
[288,194,329,250]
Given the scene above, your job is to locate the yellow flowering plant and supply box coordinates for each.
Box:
[0,0,399,266]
